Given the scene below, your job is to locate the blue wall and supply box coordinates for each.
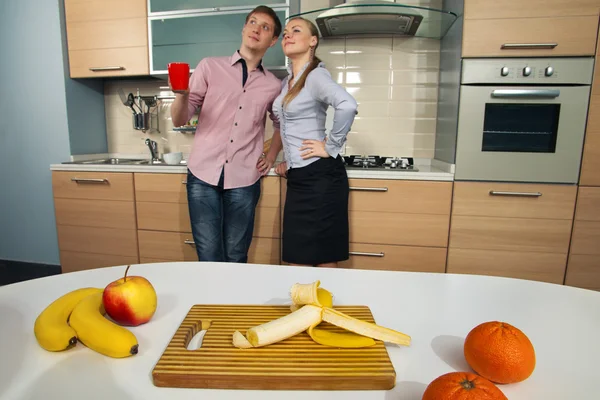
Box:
[0,0,107,265]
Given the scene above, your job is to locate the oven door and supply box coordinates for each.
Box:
[454,85,590,183]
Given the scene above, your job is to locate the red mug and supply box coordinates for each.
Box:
[168,62,190,91]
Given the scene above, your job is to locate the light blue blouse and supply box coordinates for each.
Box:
[273,61,358,170]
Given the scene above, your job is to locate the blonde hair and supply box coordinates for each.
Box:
[282,17,321,108]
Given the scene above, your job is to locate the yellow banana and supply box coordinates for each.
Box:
[308,323,376,348]
[69,292,139,358]
[34,287,103,352]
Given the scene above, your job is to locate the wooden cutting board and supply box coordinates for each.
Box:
[152,305,396,390]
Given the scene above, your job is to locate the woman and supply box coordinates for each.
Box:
[272,17,358,267]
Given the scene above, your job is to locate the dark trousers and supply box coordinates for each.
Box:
[186,169,261,262]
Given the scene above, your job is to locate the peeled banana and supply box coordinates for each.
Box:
[69,292,139,358]
[34,287,103,352]
[233,281,411,349]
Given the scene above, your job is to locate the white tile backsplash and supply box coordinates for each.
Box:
[103,2,441,160]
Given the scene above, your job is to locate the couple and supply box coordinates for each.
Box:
[171,6,358,268]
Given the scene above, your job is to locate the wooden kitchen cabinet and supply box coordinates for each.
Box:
[565,187,600,291]
[51,171,139,273]
[462,0,599,58]
[134,173,281,264]
[64,0,149,78]
[447,182,577,284]
[281,178,452,272]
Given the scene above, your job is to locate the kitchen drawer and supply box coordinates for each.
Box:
[574,187,600,222]
[65,0,146,22]
[340,243,447,273]
[136,202,191,233]
[462,16,599,57]
[449,216,573,254]
[452,182,577,220]
[259,177,281,208]
[447,248,567,284]
[66,18,147,51]
[52,171,134,201]
[68,47,149,78]
[60,250,139,273]
[138,230,280,264]
[565,254,600,291]
[138,230,197,261]
[54,198,136,229]
[570,221,600,255]
[580,97,600,186]
[350,211,450,247]
[134,173,187,204]
[57,225,138,257]
[464,0,599,19]
[254,206,281,239]
[348,179,452,215]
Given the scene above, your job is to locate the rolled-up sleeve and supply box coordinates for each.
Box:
[306,67,358,158]
[187,59,209,120]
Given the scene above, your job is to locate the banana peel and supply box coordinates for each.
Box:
[232,280,410,349]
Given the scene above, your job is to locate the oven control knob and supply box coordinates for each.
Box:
[500,66,509,77]
[523,66,532,76]
[545,66,554,77]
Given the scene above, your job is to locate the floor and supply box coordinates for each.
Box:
[0,260,61,286]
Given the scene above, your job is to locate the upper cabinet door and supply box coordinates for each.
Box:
[149,0,289,14]
[464,0,600,19]
[149,9,287,74]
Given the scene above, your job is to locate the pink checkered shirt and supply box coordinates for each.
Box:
[186,51,281,189]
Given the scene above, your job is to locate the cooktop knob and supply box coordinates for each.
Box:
[545,66,554,77]
[500,66,509,77]
[523,66,532,77]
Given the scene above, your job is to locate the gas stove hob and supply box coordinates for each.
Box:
[342,155,419,172]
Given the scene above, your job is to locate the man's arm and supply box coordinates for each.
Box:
[171,92,191,127]
[170,60,209,127]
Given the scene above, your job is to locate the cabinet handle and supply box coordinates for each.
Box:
[349,251,385,257]
[491,89,560,99]
[89,66,125,72]
[184,240,195,245]
[182,180,187,184]
[501,43,558,50]
[70,178,108,184]
[489,190,542,197]
[349,187,388,192]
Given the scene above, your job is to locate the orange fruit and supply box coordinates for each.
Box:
[464,321,536,384]
[422,371,507,400]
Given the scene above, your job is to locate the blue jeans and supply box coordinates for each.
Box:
[186,169,261,263]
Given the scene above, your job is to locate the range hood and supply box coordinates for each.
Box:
[289,1,458,40]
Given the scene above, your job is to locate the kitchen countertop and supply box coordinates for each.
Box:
[1,262,598,399]
[49,157,454,181]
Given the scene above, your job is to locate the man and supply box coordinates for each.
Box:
[170,6,284,263]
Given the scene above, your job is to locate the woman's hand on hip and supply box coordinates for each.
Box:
[300,139,329,159]
[274,162,288,178]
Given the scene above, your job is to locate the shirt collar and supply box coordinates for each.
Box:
[231,50,265,74]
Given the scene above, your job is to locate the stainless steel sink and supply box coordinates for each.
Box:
[63,158,186,166]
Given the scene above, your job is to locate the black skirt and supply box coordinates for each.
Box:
[282,156,349,265]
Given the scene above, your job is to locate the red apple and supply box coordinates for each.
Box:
[102,265,157,326]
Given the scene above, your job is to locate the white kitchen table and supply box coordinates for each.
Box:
[1,262,598,399]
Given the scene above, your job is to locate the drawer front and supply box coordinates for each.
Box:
[565,254,600,291]
[54,198,136,229]
[254,206,281,239]
[57,226,138,257]
[447,248,567,284]
[449,216,573,253]
[580,95,600,186]
[66,18,147,50]
[574,187,600,222]
[348,179,452,215]
[60,251,139,273]
[52,171,134,201]
[350,211,450,247]
[340,243,447,273]
[134,173,188,203]
[259,177,281,208]
[248,238,281,265]
[463,16,599,57]
[65,0,146,22]
[465,0,599,19]
[570,221,600,255]
[452,182,577,220]
[137,202,191,233]
[69,47,149,78]
[138,230,197,261]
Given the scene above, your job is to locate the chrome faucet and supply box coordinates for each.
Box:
[145,139,159,162]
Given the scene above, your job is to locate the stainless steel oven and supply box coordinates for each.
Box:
[454,57,594,183]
